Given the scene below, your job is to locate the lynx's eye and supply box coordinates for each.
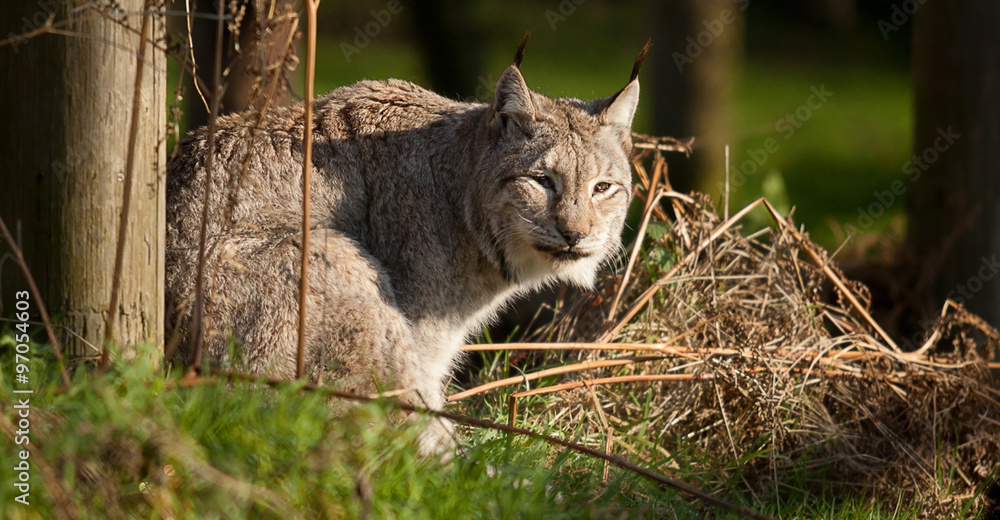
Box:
[593,182,612,195]
[532,175,555,190]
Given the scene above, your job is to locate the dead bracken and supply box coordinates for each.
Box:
[456,133,1000,518]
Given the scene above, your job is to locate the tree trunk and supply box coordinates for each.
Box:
[410,0,483,100]
[0,1,166,356]
[185,0,299,130]
[647,0,742,195]
[908,1,1000,327]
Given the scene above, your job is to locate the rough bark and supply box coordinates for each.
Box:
[0,0,166,356]
[908,1,1000,327]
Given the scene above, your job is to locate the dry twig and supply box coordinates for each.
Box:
[0,215,71,386]
[188,0,229,369]
[297,0,322,379]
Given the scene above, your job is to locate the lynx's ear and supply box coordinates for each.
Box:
[488,65,535,136]
[601,80,640,128]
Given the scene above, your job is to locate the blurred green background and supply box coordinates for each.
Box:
[171,0,914,250]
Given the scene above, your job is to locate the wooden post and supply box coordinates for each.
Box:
[0,0,165,358]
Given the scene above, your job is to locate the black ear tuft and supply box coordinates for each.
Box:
[514,32,531,68]
[630,38,652,82]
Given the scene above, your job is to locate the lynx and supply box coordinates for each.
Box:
[165,40,647,453]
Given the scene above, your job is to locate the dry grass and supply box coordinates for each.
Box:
[454,134,1000,517]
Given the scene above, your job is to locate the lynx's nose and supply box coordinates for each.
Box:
[561,230,586,247]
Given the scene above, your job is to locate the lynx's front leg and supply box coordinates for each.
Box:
[284,230,458,456]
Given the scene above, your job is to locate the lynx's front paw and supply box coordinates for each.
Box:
[417,416,457,461]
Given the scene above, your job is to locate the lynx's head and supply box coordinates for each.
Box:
[468,39,648,290]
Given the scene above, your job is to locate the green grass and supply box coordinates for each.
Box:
[730,59,912,246]
[0,343,668,519]
[1,333,992,519]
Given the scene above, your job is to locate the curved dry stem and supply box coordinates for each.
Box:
[447,355,666,402]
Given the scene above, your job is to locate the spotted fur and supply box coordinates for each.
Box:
[166,52,642,454]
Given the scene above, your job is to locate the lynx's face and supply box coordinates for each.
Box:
[469,65,639,289]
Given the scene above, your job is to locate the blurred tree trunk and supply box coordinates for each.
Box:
[0,1,166,355]
[410,0,483,99]
[908,1,1000,326]
[186,0,299,130]
[647,0,743,195]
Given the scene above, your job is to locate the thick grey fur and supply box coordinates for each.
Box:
[166,57,641,453]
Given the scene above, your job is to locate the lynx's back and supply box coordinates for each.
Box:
[166,78,477,246]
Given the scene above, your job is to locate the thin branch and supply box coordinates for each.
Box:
[463,341,702,354]
[462,335,966,370]
[79,5,221,102]
[0,216,71,386]
[0,4,219,106]
[723,144,731,221]
[184,0,210,116]
[447,355,665,402]
[512,373,717,398]
[630,133,695,155]
[189,0,228,368]
[297,0,322,379]
[608,164,664,321]
[0,12,56,48]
